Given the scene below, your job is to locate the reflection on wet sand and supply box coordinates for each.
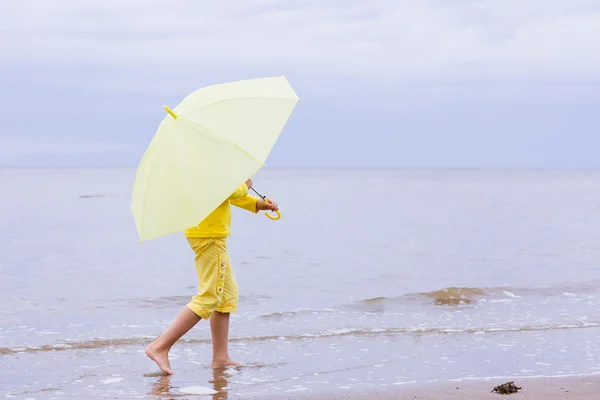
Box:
[146,368,232,399]
[210,368,231,399]
[148,375,177,399]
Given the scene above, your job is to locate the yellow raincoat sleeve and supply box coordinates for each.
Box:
[228,183,259,213]
[231,195,259,213]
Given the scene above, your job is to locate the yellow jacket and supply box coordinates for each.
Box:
[184,183,259,238]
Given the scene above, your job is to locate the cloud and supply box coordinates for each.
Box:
[1,0,600,90]
[0,138,126,156]
[0,138,139,167]
[1,1,599,169]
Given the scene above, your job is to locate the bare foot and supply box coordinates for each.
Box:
[145,343,174,375]
[211,358,242,369]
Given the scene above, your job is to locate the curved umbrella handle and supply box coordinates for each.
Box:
[263,198,281,220]
[265,209,281,220]
[250,187,281,220]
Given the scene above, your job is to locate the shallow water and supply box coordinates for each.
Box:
[1,168,599,399]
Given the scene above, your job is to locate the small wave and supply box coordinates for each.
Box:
[361,297,387,304]
[3,322,599,356]
[3,387,61,398]
[260,308,336,319]
[0,337,154,355]
[89,293,273,310]
[133,295,191,308]
[352,288,488,309]
[351,282,600,309]
[448,370,600,383]
[79,194,114,199]
[413,287,488,306]
[296,322,600,339]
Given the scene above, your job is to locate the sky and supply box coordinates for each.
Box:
[1,0,599,168]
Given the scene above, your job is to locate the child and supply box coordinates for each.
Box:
[145,178,278,374]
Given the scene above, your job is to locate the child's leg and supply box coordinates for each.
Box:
[146,306,201,375]
[210,311,240,368]
[210,239,240,368]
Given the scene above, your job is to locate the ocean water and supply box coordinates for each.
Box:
[1,168,599,399]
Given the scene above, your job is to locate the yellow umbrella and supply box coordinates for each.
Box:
[131,76,299,242]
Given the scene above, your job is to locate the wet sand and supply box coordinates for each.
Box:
[278,376,600,399]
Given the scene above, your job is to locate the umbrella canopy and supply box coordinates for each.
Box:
[131,76,299,242]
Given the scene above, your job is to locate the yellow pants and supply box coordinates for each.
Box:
[186,237,238,319]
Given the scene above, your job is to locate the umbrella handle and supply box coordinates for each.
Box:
[250,187,281,220]
[263,198,281,220]
[265,209,281,220]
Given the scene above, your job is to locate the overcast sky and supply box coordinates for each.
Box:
[1,0,599,168]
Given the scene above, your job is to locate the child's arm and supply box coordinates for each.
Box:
[231,195,279,214]
[230,195,260,213]
[229,179,278,213]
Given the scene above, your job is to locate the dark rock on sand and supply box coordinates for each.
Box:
[491,381,522,394]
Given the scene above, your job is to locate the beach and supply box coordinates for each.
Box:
[1,168,599,399]
[279,376,600,399]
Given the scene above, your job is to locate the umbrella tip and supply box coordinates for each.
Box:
[164,105,178,119]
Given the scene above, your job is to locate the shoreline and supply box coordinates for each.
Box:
[274,375,600,399]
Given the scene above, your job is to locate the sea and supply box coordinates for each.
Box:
[1,168,599,399]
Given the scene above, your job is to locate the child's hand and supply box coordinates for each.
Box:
[245,178,253,188]
[257,198,278,211]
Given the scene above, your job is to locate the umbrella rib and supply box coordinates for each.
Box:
[183,119,267,167]
[173,124,197,223]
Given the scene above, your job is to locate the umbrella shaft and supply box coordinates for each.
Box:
[250,187,266,200]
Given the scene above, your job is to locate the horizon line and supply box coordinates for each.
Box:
[2,166,600,172]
